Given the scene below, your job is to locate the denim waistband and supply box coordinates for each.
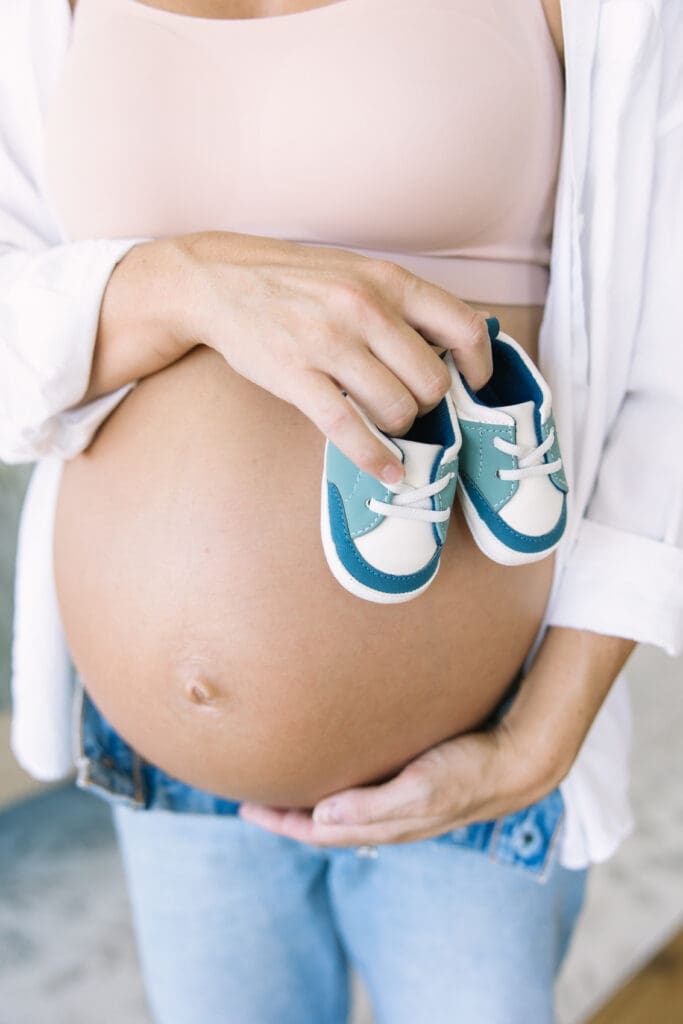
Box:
[72,671,565,881]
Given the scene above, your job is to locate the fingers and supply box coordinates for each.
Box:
[290,369,406,484]
[326,347,421,437]
[312,768,434,826]
[363,312,455,418]
[287,305,494,483]
[370,261,495,391]
[237,801,439,847]
[414,294,494,391]
[270,259,500,482]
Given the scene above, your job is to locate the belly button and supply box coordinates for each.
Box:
[176,655,224,710]
[186,679,218,706]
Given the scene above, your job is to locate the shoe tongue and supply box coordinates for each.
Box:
[497,400,538,450]
[392,437,442,488]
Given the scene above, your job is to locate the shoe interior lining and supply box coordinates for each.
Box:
[399,395,455,447]
[467,339,542,409]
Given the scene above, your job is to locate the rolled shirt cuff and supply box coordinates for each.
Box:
[0,236,151,463]
[546,519,683,656]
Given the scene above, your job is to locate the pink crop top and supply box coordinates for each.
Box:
[43,0,564,305]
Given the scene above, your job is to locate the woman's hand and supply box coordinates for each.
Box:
[237,626,637,846]
[237,721,532,847]
[175,230,493,484]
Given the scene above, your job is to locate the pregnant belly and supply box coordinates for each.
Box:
[54,343,554,808]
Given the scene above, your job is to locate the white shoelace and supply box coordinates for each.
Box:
[365,472,456,522]
[493,426,563,481]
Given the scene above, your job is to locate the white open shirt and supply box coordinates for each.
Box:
[1,0,682,869]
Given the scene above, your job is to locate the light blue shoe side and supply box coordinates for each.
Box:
[321,392,461,603]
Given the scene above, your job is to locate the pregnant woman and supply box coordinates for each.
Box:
[51,0,570,810]
[3,0,682,1022]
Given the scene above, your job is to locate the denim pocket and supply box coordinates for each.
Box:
[437,787,565,883]
[141,764,242,815]
[72,675,146,809]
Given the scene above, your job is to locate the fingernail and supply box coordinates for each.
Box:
[380,463,404,485]
[313,800,343,825]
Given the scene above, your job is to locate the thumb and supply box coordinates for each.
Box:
[312,768,431,826]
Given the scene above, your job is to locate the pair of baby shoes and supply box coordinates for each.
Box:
[320,318,568,603]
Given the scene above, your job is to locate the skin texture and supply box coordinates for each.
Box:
[56,0,639,830]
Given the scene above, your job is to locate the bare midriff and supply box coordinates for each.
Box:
[53,296,555,808]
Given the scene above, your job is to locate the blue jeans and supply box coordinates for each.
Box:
[73,674,587,1024]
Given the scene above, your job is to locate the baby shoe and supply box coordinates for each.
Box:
[445,322,568,566]
[321,391,462,603]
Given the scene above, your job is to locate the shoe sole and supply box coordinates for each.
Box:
[456,483,563,567]
[320,451,441,604]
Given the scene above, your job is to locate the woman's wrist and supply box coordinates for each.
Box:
[499,626,637,803]
[79,236,198,406]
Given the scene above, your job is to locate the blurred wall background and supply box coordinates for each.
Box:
[0,462,48,805]
[0,463,31,707]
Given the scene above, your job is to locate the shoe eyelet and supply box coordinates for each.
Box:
[495,470,501,479]
[364,498,372,509]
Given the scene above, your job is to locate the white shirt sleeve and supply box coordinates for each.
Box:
[0,0,152,465]
[546,0,683,656]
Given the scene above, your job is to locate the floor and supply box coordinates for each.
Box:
[589,930,683,1024]
[1,643,682,1024]
[556,643,683,1022]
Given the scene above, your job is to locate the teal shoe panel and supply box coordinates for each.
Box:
[326,441,395,539]
[327,483,443,594]
[458,419,518,512]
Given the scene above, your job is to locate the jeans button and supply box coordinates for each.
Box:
[511,818,543,859]
[356,844,379,858]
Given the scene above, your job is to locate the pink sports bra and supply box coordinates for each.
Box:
[43,0,564,305]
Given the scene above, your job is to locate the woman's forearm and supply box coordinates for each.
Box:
[71,227,495,483]
[502,625,637,802]
[77,236,197,406]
